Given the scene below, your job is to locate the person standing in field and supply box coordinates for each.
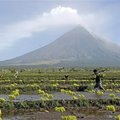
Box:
[93,69,105,91]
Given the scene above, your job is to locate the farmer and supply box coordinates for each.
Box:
[93,69,105,91]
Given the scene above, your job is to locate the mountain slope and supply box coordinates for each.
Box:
[1,26,120,67]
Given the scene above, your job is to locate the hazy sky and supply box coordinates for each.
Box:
[0,0,120,60]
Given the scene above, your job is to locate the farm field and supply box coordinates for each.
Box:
[0,67,120,120]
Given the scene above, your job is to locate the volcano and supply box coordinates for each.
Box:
[1,26,120,67]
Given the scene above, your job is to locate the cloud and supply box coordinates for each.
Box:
[0,6,83,50]
[0,6,113,50]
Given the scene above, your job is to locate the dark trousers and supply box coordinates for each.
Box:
[94,82,104,90]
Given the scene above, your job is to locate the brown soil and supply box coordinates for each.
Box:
[3,107,119,120]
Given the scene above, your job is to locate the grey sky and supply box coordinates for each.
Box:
[0,0,120,60]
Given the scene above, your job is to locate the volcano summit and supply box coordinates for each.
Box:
[1,26,120,67]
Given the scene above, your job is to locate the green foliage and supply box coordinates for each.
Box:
[109,93,116,98]
[0,67,120,117]
[115,115,120,120]
[38,89,53,100]
[0,98,5,103]
[8,89,20,101]
[106,105,116,112]
[61,115,77,120]
[8,95,16,101]
[55,106,66,112]
[96,91,104,96]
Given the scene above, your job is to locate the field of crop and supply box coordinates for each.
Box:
[0,67,120,120]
